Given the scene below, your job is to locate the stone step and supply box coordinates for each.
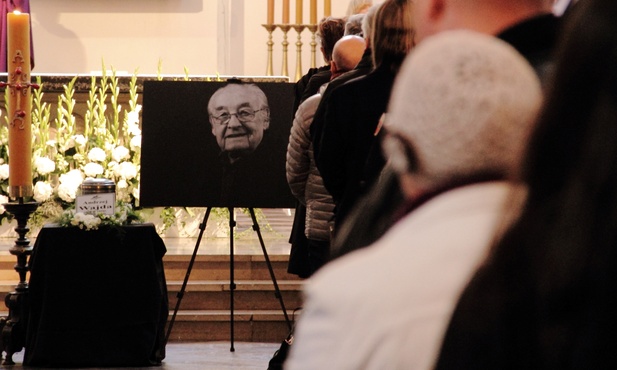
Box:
[0,281,305,313]
[0,251,304,343]
[166,310,299,342]
[162,254,301,282]
[0,256,21,281]
[167,280,304,311]
[0,281,301,342]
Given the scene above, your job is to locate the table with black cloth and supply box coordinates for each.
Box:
[23,223,169,367]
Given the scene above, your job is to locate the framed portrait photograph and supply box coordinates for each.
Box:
[140,80,296,209]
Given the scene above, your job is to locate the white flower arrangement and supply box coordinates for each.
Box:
[0,68,144,228]
[57,201,142,231]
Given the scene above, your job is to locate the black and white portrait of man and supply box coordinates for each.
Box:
[140,80,296,209]
[208,83,270,163]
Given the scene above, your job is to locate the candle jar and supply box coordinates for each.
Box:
[80,178,116,195]
[77,178,116,216]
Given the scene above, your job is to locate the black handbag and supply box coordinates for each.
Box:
[267,330,294,370]
[267,308,301,370]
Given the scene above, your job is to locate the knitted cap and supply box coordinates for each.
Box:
[384,30,542,188]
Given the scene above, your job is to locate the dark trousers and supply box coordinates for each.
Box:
[307,238,330,275]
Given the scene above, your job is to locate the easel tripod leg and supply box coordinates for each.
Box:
[248,208,292,330]
[229,207,236,352]
[164,207,212,345]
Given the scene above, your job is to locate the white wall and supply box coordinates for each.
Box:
[29,0,364,78]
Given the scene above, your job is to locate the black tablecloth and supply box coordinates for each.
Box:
[23,223,169,367]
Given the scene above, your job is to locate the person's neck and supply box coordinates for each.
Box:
[331,71,345,80]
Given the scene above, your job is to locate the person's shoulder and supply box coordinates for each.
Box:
[339,70,379,91]
[307,225,407,290]
[296,94,321,123]
[497,13,560,55]
[306,248,380,302]
[297,66,325,83]
[327,73,369,102]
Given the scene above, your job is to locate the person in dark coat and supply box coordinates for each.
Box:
[436,0,617,367]
[316,0,415,231]
[293,17,346,113]
[288,16,346,278]
[329,0,561,261]
[287,36,367,275]
[309,4,378,160]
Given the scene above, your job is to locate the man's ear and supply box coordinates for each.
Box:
[429,0,446,22]
[330,60,338,75]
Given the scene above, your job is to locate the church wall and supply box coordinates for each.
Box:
[29,0,363,79]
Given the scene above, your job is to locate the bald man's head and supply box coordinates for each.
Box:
[331,35,366,75]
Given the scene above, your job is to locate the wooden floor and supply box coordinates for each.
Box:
[6,342,282,369]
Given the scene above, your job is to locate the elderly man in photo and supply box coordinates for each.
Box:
[208,83,270,164]
[205,82,293,208]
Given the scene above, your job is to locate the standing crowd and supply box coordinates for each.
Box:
[281,0,617,368]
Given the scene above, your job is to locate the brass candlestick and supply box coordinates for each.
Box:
[308,24,318,69]
[278,24,292,78]
[262,24,276,76]
[293,25,307,82]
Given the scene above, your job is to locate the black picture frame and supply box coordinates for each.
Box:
[140,80,296,209]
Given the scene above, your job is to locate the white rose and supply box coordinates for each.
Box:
[33,181,54,203]
[58,169,84,201]
[87,147,107,162]
[59,169,84,185]
[34,157,56,175]
[0,164,9,180]
[0,194,8,214]
[130,135,142,150]
[117,179,128,189]
[58,183,79,202]
[82,214,101,229]
[83,163,104,177]
[72,213,101,230]
[112,146,130,162]
[115,162,137,180]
